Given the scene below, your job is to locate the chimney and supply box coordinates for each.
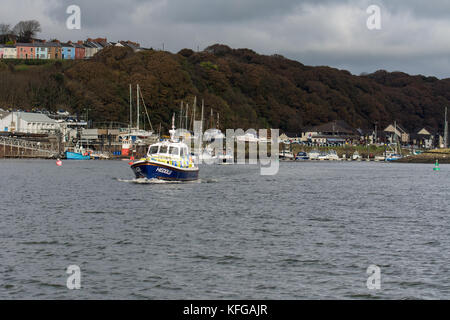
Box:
[77,40,83,45]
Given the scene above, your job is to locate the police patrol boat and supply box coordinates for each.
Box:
[130,115,199,181]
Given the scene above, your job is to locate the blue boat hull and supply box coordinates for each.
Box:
[66,151,91,160]
[131,161,199,181]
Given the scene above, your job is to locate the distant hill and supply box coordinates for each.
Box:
[0,44,449,134]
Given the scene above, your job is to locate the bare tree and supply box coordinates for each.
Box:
[0,23,12,43]
[0,23,11,34]
[13,20,41,43]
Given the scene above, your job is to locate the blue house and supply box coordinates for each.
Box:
[61,43,75,59]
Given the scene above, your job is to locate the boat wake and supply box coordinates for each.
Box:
[116,178,216,184]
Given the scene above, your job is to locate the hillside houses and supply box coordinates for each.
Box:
[0,38,142,60]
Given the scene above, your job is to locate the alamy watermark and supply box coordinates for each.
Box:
[66,5,81,30]
[366,5,381,30]
[174,123,280,176]
[366,265,381,290]
[66,265,81,290]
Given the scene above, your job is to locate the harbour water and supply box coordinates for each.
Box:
[1,160,450,299]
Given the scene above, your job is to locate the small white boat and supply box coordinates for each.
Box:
[326,150,340,161]
[308,150,320,160]
[352,151,361,161]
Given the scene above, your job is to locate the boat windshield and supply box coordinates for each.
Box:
[169,146,179,156]
[159,146,168,154]
[149,145,159,154]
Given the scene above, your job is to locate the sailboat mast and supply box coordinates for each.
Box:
[192,97,196,132]
[129,84,132,129]
[444,107,448,148]
[137,84,140,131]
[201,100,204,134]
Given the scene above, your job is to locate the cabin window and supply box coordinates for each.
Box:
[149,146,159,154]
[169,146,179,156]
[159,146,168,154]
[180,148,186,157]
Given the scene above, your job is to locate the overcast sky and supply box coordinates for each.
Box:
[2,0,450,78]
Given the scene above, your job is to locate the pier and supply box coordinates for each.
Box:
[0,135,59,158]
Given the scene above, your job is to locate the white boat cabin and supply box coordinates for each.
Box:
[147,142,190,159]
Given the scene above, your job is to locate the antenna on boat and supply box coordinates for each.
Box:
[169,113,176,142]
[185,103,189,131]
[179,101,183,129]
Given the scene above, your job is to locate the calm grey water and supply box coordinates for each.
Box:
[1,159,450,299]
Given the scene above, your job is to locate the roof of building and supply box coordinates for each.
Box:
[304,120,358,135]
[384,123,408,134]
[12,112,57,123]
[0,111,9,119]
[42,42,61,48]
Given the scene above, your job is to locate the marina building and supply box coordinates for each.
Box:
[0,112,60,134]
[301,120,360,145]
[384,123,410,144]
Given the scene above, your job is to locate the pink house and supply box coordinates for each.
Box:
[16,43,36,59]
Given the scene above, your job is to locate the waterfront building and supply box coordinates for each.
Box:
[0,112,59,134]
[384,123,409,144]
[301,120,360,145]
[411,127,434,149]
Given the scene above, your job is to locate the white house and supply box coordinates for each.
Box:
[0,112,59,134]
[2,45,17,59]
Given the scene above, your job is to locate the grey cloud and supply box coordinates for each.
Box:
[2,0,450,78]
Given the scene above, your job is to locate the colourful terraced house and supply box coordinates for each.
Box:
[74,42,86,59]
[16,43,36,59]
[35,45,48,59]
[61,43,75,59]
[2,45,17,59]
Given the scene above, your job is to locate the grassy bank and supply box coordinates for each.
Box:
[397,149,450,163]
